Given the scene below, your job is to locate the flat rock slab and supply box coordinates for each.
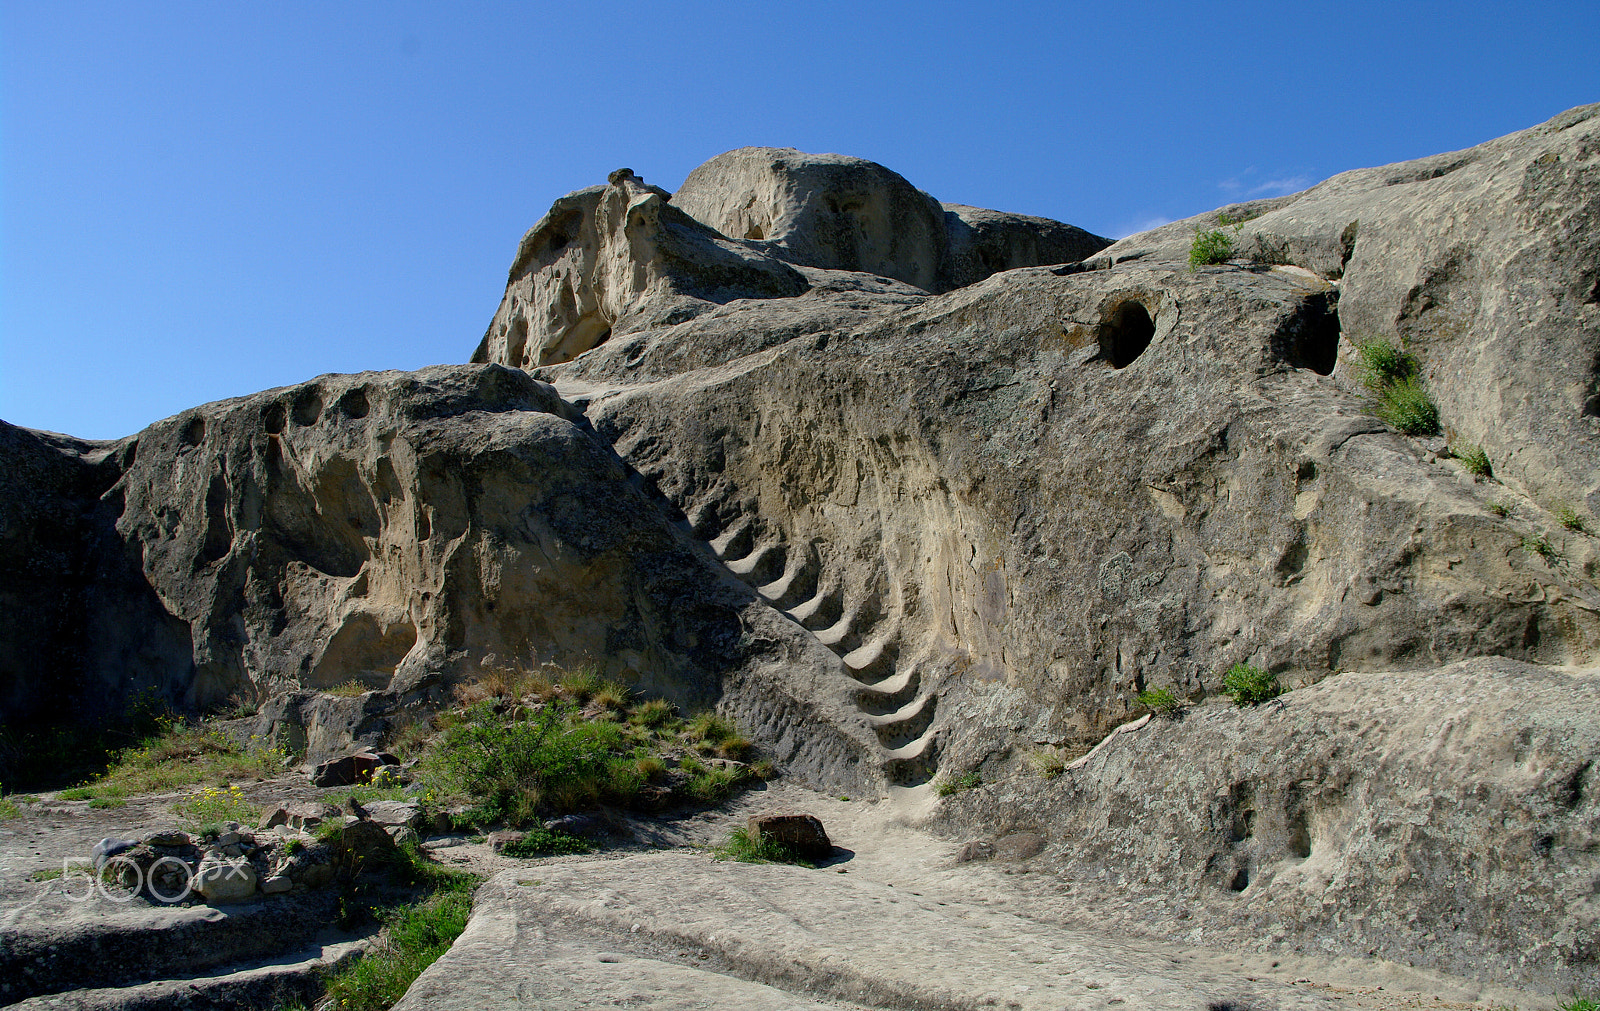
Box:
[400,853,1396,1011]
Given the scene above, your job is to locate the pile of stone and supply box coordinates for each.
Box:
[89,797,444,906]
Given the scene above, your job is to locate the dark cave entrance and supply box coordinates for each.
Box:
[1100,300,1156,368]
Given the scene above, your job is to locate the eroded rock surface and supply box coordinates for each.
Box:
[4,108,1600,995]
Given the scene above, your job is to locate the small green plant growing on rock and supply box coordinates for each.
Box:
[1488,500,1511,518]
[1523,534,1561,564]
[936,770,983,797]
[1221,664,1283,706]
[1375,378,1440,436]
[1027,748,1067,779]
[1189,226,1236,267]
[1135,688,1182,718]
[1452,444,1492,478]
[1353,338,1439,437]
[1557,506,1589,534]
[1559,999,1600,1011]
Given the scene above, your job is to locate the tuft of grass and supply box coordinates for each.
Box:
[1558,999,1599,1011]
[1135,688,1182,718]
[1488,500,1512,518]
[683,711,739,746]
[1027,749,1067,779]
[1373,377,1439,436]
[321,876,478,1011]
[629,698,676,729]
[501,826,592,858]
[1523,534,1561,564]
[1351,338,1439,437]
[591,682,632,712]
[29,868,64,882]
[1353,338,1418,387]
[87,797,126,809]
[1452,444,1492,478]
[1221,664,1283,706]
[556,664,605,703]
[714,826,813,867]
[936,771,983,797]
[0,793,20,819]
[1189,227,1235,267]
[1557,506,1589,534]
[325,680,367,698]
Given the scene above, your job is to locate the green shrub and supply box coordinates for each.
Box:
[0,794,19,820]
[434,700,619,825]
[713,826,813,867]
[1135,688,1182,717]
[936,770,983,797]
[1221,664,1283,706]
[1453,444,1492,478]
[501,827,592,858]
[1189,227,1235,267]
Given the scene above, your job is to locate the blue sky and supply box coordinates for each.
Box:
[3,2,1596,440]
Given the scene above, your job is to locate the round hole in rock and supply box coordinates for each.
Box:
[1099,300,1156,368]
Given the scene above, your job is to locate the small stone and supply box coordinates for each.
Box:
[216,831,242,848]
[487,830,525,853]
[993,832,1046,861]
[193,855,258,903]
[144,830,191,847]
[957,840,995,863]
[388,826,421,848]
[261,875,293,895]
[337,819,396,861]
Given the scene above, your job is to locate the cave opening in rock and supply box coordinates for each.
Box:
[1099,300,1155,368]
[1277,292,1340,375]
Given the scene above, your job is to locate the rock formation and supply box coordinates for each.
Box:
[4,111,1600,989]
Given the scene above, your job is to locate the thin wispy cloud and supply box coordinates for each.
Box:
[1111,215,1174,240]
[1219,167,1314,199]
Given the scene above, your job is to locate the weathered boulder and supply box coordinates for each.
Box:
[310,750,398,788]
[748,813,832,859]
[672,147,951,291]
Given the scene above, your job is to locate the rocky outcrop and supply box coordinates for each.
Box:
[1,364,882,792]
[936,657,1600,991]
[1097,103,1600,523]
[472,169,808,370]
